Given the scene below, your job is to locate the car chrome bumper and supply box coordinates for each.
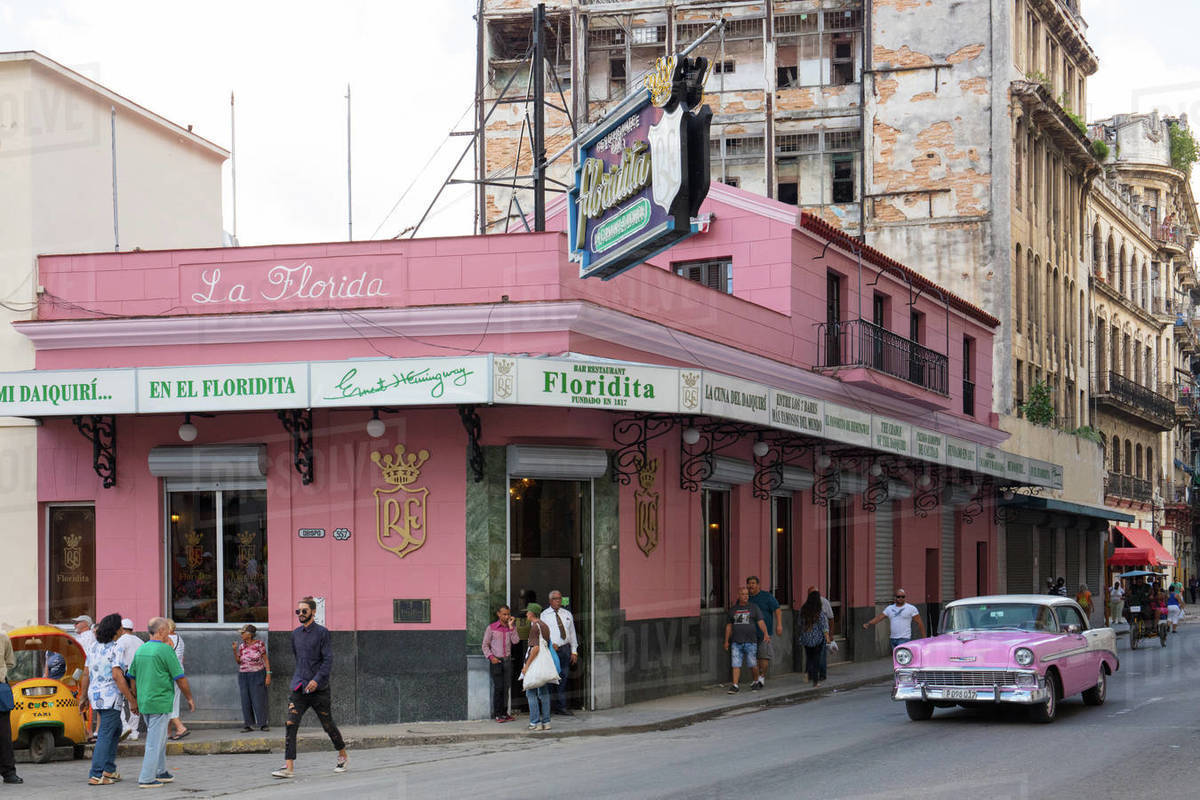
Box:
[892,672,1048,705]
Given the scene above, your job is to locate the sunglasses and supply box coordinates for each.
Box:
[895,595,906,599]
[295,609,310,615]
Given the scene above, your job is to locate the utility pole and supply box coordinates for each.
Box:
[231,91,237,241]
[347,83,353,241]
[533,2,546,232]
[475,0,487,234]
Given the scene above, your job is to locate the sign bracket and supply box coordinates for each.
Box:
[277,408,315,485]
[457,404,485,483]
[72,414,117,489]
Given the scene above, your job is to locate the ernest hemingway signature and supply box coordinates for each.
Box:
[323,366,474,401]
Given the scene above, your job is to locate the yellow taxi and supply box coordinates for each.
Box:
[7,625,89,762]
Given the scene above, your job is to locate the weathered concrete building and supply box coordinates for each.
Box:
[0,51,227,629]
[1086,111,1200,577]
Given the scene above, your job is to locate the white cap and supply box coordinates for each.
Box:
[121,618,135,630]
[72,614,93,625]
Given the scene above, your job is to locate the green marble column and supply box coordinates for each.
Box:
[465,445,508,649]
[593,466,621,652]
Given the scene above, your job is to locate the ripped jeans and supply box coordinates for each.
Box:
[284,687,345,761]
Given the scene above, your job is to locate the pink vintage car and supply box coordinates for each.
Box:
[892,594,1118,723]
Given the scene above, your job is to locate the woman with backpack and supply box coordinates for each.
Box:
[796,590,832,688]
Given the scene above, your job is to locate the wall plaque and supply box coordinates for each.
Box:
[393,598,431,624]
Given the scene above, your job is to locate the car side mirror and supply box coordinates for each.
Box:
[1065,624,1081,634]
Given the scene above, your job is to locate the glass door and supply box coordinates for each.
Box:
[508,477,591,710]
[47,505,96,623]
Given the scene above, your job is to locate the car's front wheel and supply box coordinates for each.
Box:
[28,729,55,763]
[905,700,934,721]
[1029,671,1060,723]
[1081,665,1106,706]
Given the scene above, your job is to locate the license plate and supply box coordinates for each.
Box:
[1129,605,1141,612]
[944,688,977,700]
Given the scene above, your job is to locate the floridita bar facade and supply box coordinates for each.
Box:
[6,185,1061,723]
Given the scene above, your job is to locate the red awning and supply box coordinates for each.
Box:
[1112,526,1176,566]
[1107,547,1156,567]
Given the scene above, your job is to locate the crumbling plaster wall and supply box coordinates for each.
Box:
[865,0,1014,413]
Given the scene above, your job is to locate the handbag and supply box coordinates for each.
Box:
[520,626,561,690]
[0,682,14,713]
[549,641,562,674]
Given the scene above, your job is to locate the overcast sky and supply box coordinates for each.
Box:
[0,0,1196,246]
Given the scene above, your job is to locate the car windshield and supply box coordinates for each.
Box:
[942,603,1057,633]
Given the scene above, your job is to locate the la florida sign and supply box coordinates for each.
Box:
[569,55,713,280]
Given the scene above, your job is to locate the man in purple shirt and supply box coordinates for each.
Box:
[271,597,347,779]
[482,605,519,722]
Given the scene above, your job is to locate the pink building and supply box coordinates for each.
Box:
[4,184,1059,722]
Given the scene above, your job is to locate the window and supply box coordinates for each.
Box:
[168,487,267,624]
[674,257,732,293]
[831,155,855,202]
[1016,359,1025,410]
[771,496,793,606]
[712,60,736,74]
[721,176,740,188]
[609,58,626,97]
[701,489,730,609]
[830,33,856,85]
[777,181,798,205]
[1056,604,1084,631]
[775,10,861,88]
[963,336,976,416]
[47,505,95,623]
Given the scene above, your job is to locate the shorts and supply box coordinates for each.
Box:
[1167,605,1183,625]
[757,637,775,661]
[730,641,757,668]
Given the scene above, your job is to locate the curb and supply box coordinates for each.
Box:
[108,669,892,757]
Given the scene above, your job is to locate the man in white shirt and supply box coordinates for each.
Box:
[862,589,927,649]
[539,590,578,716]
[117,618,144,740]
[71,615,98,740]
[72,615,97,652]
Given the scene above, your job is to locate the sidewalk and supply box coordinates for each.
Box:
[108,657,894,758]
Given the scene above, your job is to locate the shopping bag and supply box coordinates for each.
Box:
[520,636,561,690]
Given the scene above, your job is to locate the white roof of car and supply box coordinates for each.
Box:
[946,595,1080,608]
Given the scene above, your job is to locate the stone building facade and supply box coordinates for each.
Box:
[1087,111,1200,569]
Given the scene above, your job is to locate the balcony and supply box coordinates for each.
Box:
[1155,222,1188,252]
[1092,371,1176,431]
[1177,383,1200,427]
[816,318,949,395]
[1105,471,1152,504]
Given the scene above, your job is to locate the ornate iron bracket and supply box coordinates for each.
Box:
[962,477,987,525]
[751,444,781,499]
[612,413,677,485]
[680,421,755,492]
[811,467,841,507]
[277,409,314,485]
[862,458,893,513]
[458,404,484,483]
[913,466,942,518]
[72,415,116,488]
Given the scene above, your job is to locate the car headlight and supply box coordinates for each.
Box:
[1014,647,1034,666]
[894,648,913,666]
[895,669,916,683]
[22,686,55,697]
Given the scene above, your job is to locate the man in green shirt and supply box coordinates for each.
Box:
[127,618,194,789]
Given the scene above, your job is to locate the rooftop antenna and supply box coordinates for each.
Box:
[347,83,353,241]
[230,91,237,241]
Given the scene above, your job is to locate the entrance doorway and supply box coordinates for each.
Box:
[826,499,848,636]
[508,477,592,711]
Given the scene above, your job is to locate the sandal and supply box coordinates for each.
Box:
[88,776,115,785]
[169,729,191,740]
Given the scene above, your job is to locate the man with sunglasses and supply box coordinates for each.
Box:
[271,597,348,779]
[862,590,926,650]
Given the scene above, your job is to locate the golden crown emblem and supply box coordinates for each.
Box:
[64,533,81,549]
[186,531,204,546]
[372,444,430,486]
[237,531,256,546]
[496,359,513,375]
[637,457,659,491]
[644,55,677,107]
[682,372,699,388]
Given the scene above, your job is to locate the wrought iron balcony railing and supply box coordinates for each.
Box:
[1105,471,1152,503]
[1092,371,1175,429]
[816,319,949,395]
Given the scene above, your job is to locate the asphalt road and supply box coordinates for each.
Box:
[12,626,1200,799]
